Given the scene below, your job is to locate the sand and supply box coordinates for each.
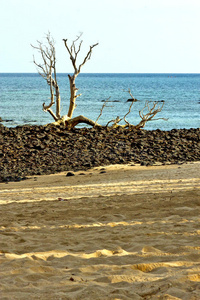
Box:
[0,162,200,299]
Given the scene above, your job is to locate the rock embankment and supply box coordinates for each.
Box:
[0,124,199,182]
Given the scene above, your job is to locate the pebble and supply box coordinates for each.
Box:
[66,172,75,177]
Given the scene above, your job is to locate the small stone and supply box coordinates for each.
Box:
[66,171,75,177]
[69,277,75,281]
[100,170,106,174]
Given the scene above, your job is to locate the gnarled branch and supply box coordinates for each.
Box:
[63,34,99,76]
[31,33,61,119]
[123,101,134,126]
[134,100,167,129]
[95,97,110,126]
[65,115,101,130]
[104,90,167,129]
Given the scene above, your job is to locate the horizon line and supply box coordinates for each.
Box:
[0,72,200,74]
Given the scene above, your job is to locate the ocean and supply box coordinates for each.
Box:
[0,73,199,130]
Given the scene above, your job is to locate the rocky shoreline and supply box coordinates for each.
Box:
[0,124,199,182]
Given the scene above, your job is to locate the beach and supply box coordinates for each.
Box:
[0,162,200,299]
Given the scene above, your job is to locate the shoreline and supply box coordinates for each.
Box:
[1,161,200,201]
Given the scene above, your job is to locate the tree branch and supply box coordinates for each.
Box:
[124,88,139,102]
[63,35,99,119]
[95,97,110,126]
[32,32,61,119]
[136,100,166,128]
[63,35,98,76]
[123,101,134,126]
[78,43,99,73]
[65,115,101,129]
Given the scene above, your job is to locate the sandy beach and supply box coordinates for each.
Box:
[0,162,200,299]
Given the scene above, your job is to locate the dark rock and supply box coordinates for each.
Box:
[4,119,13,122]
[66,171,75,177]
[127,98,138,102]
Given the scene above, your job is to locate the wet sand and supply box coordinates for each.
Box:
[0,162,200,299]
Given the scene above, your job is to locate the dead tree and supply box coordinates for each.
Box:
[32,33,99,128]
[32,33,167,130]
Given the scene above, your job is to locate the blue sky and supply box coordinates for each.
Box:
[0,0,200,73]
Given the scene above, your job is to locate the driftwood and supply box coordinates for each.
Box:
[32,33,167,130]
[105,89,167,129]
[32,33,99,127]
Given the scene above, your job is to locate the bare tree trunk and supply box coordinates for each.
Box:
[63,35,98,120]
[67,74,80,118]
[55,83,61,119]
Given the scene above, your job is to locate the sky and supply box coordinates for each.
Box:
[0,0,200,73]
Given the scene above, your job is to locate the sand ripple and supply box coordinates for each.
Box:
[0,163,200,299]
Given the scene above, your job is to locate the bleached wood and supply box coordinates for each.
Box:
[63,35,98,119]
[32,33,61,119]
[32,34,166,130]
